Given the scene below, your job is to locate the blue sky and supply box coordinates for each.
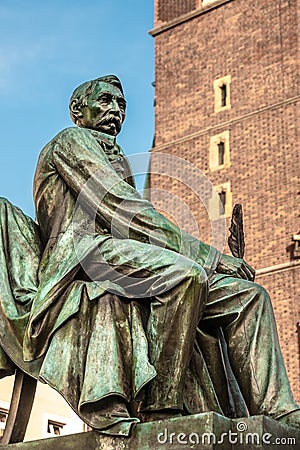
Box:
[0,1,154,217]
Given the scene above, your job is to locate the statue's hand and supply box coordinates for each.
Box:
[216,254,255,281]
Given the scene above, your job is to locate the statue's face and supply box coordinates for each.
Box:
[80,82,126,136]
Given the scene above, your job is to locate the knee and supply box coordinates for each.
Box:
[187,262,208,285]
[171,254,207,285]
[251,282,269,298]
[236,277,270,300]
[248,282,272,312]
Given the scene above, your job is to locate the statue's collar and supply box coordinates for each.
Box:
[89,129,116,148]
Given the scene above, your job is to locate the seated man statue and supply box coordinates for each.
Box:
[0,75,299,436]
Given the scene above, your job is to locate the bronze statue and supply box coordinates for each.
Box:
[0,75,299,435]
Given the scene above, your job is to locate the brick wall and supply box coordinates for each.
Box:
[154,0,197,27]
[151,0,300,402]
[154,0,299,146]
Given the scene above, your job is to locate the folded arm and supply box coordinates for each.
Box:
[53,128,221,273]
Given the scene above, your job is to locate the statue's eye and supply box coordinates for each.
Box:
[98,95,111,103]
[118,100,126,112]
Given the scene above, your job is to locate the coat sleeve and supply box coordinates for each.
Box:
[52,128,221,273]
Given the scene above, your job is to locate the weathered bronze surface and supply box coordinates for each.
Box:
[0,75,299,440]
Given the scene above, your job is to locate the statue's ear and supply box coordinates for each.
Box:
[70,99,83,125]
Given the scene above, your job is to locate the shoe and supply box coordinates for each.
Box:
[277,410,300,430]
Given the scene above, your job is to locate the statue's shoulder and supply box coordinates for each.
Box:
[36,127,99,173]
[53,127,103,147]
[38,127,78,152]
[38,128,106,168]
[53,126,87,144]
[36,128,79,166]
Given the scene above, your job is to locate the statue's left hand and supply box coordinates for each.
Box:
[216,254,255,281]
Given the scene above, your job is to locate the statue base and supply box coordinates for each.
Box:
[1,412,299,449]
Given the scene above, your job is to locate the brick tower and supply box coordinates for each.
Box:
[149,0,300,402]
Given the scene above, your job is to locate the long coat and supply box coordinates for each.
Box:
[0,127,222,434]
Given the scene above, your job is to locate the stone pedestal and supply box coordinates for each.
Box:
[1,413,299,449]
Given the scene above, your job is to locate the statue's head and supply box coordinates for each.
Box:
[69,75,126,136]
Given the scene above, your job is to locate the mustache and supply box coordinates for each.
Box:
[97,114,122,127]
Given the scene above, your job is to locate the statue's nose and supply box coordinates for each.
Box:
[109,99,120,113]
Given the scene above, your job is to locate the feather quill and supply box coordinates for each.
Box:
[228,203,245,259]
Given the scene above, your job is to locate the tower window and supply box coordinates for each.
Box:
[220,84,227,107]
[214,75,231,112]
[218,141,225,165]
[209,131,230,171]
[218,191,226,215]
[208,182,232,219]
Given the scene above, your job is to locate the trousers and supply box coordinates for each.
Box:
[83,237,299,419]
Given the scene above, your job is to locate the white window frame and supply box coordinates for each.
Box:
[0,401,9,438]
[43,411,87,438]
[208,181,232,219]
[201,0,219,5]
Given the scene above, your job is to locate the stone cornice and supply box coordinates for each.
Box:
[256,260,300,277]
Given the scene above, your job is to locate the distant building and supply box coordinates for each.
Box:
[149,0,300,402]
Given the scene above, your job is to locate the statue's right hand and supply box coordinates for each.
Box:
[216,254,255,281]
